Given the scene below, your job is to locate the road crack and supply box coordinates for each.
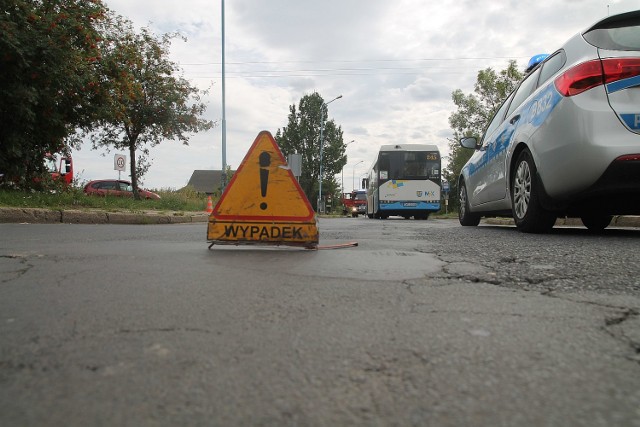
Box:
[539,292,640,364]
[0,253,35,283]
[602,308,640,363]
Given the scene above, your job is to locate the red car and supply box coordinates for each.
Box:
[83,180,161,200]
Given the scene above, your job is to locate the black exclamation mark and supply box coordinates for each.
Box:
[259,151,271,210]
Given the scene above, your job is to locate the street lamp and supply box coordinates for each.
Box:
[318,94,342,213]
[352,160,364,191]
[341,140,355,193]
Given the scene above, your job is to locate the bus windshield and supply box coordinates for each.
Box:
[378,151,440,181]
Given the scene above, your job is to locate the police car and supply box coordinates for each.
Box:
[458,10,640,233]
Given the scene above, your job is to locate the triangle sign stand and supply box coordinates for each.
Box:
[207,130,318,248]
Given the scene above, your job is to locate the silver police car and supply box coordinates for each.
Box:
[458,10,640,233]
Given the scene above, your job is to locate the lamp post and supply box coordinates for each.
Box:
[220,0,227,190]
[318,95,342,213]
[341,140,355,193]
[352,160,364,191]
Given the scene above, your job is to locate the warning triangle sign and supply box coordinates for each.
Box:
[207,131,318,247]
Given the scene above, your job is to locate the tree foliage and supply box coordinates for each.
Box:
[87,18,214,197]
[0,0,108,184]
[0,3,213,194]
[275,92,347,210]
[444,60,523,209]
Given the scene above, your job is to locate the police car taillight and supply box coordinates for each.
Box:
[601,58,640,88]
[555,58,640,97]
[616,154,640,162]
[554,60,604,96]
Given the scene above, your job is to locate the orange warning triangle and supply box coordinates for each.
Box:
[212,131,315,222]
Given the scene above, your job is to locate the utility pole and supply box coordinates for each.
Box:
[220,0,227,190]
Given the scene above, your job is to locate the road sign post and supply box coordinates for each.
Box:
[114,154,126,180]
[442,181,450,214]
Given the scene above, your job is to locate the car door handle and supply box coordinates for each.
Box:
[510,114,521,125]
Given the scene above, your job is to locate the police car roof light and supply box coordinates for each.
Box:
[526,54,549,73]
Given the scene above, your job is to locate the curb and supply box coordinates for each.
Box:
[483,215,640,228]
[0,207,210,225]
[1,207,638,228]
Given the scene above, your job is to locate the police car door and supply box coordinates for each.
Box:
[467,92,513,205]
[486,68,541,202]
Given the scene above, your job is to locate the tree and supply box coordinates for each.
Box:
[87,18,214,198]
[275,92,347,210]
[0,0,109,186]
[444,60,523,210]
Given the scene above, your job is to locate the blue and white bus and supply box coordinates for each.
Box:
[364,144,441,219]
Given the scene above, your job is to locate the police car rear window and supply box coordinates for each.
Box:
[583,15,640,50]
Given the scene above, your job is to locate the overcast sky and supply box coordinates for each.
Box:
[73,0,638,191]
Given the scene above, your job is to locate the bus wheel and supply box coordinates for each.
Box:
[367,214,374,219]
[416,213,429,220]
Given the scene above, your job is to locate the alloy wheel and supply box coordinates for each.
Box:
[459,185,467,218]
[513,160,532,219]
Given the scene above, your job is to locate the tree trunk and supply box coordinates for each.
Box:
[128,144,140,200]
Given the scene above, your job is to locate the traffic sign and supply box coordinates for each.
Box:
[114,154,126,172]
[442,181,450,193]
[207,131,318,248]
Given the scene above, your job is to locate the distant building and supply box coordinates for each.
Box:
[186,170,235,195]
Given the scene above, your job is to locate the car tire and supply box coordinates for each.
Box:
[511,149,556,233]
[459,180,480,226]
[581,214,612,231]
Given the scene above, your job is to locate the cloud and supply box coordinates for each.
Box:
[83,0,640,189]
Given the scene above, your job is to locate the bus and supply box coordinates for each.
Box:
[364,144,441,219]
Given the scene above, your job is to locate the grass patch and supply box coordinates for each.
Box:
[0,185,215,213]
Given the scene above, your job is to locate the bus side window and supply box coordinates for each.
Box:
[379,154,390,179]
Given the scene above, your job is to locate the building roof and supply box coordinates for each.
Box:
[186,170,235,194]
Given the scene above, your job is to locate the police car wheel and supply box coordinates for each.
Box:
[581,214,612,231]
[511,149,556,233]
[459,180,480,226]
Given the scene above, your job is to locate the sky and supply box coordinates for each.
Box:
[72,0,639,191]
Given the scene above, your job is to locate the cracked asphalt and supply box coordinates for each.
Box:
[1,218,639,426]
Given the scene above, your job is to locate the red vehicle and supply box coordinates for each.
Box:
[0,152,73,187]
[84,179,161,200]
[342,190,367,217]
[44,153,73,185]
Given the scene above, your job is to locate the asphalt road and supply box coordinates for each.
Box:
[1,218,639,426]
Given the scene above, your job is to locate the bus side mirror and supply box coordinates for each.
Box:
[362,178,369,189]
